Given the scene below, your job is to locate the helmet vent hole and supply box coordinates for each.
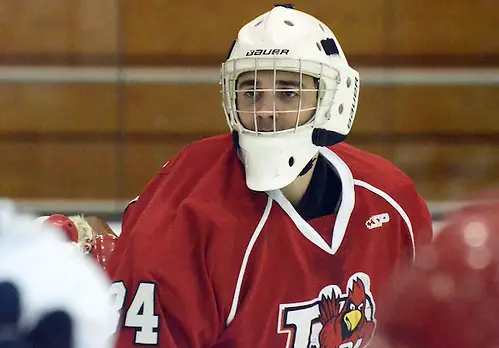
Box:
[338,104,344,114]
[318,23,325,32]
[346,77,352,88]
[284,20,294,26]
[254,20,263,27]
[288,157,295,167]
[316,42,322,52]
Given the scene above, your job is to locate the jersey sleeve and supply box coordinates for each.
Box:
[399,180,434,258]
[108,149,224,347]
[109,202,223,348]
[121,159,177,236]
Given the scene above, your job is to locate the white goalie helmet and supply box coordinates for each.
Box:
[221,5,359,192]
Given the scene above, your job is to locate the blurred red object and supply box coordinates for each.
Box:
[43,214,79,243]
[372,191,499,348]
[92,234,118,270]
[42,214,118,270]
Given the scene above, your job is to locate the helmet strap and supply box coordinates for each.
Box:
[312,128,346,146]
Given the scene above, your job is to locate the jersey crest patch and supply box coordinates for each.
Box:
[278,272,376,348]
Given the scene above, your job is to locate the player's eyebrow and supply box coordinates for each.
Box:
[237,79,305,89]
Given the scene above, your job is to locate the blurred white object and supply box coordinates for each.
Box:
[0,199,116,348]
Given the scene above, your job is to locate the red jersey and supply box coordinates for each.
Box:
[107,134,432,348]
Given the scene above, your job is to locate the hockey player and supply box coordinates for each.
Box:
[107,5,433,347]
[0,200,116,348]
[371,193,499,348]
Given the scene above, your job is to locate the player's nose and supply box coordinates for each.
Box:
[254,93,280,132]
[255,92,279,118]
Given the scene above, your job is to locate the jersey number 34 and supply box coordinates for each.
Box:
[110,281,160,345]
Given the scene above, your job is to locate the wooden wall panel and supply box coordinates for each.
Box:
[0,0,117,56]
[2,83,496,138]
[391,86,499,134]
[0,0,496,64]
[119,84,499,135]
[352,142,499,201]
[0,1,496,204]
[121,142,199,198]
[391,0,499,55]
[0,142,118,198]
[352,86,393,135]
[0,84,118,133]
[351,85,499,135]
[1,139,497,201]
[121,0,388,58]
[121,85,227,134]
[121,84,392,135]
[121,0,499,63]
[394,143,499,201]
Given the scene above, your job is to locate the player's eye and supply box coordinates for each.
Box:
[242,90,261,100]
[278,90,299,99]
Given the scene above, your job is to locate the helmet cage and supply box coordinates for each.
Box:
[222,56,341,136]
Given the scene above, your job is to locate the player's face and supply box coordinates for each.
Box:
[236,70,317,132]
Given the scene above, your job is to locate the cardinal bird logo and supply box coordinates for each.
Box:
[318,275,375,348]
[278,273,376,348]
